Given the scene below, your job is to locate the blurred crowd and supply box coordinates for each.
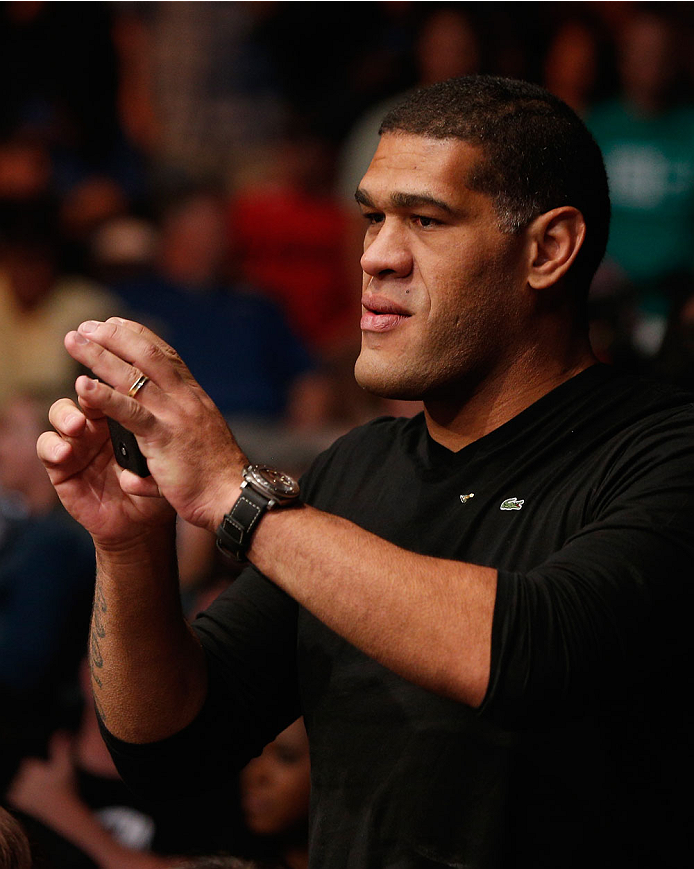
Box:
[3,1,694,866]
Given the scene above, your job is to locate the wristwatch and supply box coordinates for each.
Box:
[216,463,300,561]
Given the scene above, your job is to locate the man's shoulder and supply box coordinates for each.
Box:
[546,366,694,497]
[543,364,694,430]
[594,366,694,431]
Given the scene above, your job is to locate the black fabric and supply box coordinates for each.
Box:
[103,364,694,868]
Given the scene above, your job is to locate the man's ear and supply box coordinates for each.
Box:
[526,207,586,290]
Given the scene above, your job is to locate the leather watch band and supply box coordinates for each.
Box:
[216,485,271,560]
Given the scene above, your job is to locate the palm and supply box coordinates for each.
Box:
[47,417,173,544]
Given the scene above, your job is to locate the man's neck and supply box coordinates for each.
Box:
[423,349,597,452]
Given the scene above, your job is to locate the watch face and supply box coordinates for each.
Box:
[246,464,300,499]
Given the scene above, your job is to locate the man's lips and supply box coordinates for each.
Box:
[360,294,412,333]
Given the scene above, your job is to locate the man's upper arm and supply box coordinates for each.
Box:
[482,416,694,726]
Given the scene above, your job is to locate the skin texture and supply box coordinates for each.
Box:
[36,133,595,744]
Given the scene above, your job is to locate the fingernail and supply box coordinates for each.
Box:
[79,320,99,333]
[72,332,89,344]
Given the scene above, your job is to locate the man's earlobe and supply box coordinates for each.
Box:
[527,207,586,290]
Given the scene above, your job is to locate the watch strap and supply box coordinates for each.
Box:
[216,485,272,561]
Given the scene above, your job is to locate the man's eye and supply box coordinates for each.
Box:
[414,215,439,228]
[363,212,384,225]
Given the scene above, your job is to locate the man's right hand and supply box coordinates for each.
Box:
[37,395,175,549]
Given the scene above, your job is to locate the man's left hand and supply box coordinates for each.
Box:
[63,317,246,533]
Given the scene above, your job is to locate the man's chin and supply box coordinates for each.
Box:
[354,359,423,401]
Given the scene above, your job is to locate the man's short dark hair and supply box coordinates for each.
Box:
[379,75,610,291]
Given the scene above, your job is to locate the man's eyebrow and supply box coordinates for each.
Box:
[390,191,455,214]
[354,188,374,208]
[354,187,455,215]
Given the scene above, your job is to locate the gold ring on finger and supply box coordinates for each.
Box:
[127,373,150,399]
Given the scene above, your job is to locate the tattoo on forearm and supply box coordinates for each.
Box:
[90,629,103,674]
[89,579,107,693]
[92,583,106,638]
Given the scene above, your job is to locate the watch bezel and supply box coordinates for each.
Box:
[243,463,300,504]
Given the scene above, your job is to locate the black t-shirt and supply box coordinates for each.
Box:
[105,365,694,868]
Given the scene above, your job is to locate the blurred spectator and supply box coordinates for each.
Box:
[228,134,356,358]
[0,201,122,410]
[142,3,284,184]
[90,215,159,286]
[0,391,95,791]
[59,175,131,275]
[0,134,52,202]
[239,719,310,869]
[543,15,605,115]
[6,660,178,869]
[587,8,694,362]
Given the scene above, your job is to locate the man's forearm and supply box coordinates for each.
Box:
[90,525,207,743]
[248,504,497,707]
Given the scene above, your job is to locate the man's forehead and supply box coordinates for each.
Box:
[357,134,486,209]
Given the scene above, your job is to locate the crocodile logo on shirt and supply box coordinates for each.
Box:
[500,497,525,511]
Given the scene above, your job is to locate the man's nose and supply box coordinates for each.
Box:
[360,220,413,279]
